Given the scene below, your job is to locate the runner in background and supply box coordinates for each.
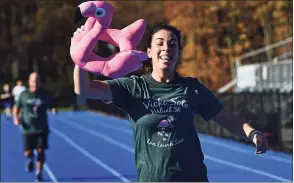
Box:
[12,79,27,102]
[13,72,57,182]
[1,83,13,120]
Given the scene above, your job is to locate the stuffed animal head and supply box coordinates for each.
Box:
[74,0,115,28]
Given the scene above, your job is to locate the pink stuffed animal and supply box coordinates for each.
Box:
[70,0,148,78]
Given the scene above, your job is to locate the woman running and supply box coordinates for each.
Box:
[72,23,267,182]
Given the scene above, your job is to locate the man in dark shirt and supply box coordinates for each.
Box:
[13,72,56,182]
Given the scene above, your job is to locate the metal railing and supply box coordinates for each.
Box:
[235,60,293,92]
[235,37,293,67]
[218,38,293,93]
[255,60,292,91]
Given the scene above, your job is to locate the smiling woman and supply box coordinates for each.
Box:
[147,25,180,73]
[72,23,268,182]
[141,24,182,76]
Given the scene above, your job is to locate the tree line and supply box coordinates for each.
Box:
[0,0,292,106]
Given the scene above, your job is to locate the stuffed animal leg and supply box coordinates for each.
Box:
[99,19,146,51]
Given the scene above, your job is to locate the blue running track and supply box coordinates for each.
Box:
[1,111,293,182]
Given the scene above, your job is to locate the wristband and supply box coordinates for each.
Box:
[248,130,263,142]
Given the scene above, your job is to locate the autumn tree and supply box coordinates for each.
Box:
[0,1,292,106]
[162,1,292,91]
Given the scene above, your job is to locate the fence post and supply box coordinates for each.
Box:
[276,91,283,145]
[261,91,282,146]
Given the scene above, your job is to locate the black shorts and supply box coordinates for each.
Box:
[23,133,49,151]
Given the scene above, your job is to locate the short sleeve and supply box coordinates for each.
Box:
[15,92,23,108]
[193,79,224,121]
[104,76,136,113]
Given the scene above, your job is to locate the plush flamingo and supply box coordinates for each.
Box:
[70,0,148,78]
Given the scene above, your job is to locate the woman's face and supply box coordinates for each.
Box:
[147,29,180,72]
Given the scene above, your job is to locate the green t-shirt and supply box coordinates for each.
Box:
[16,89,54,135]
[106,74,223,182]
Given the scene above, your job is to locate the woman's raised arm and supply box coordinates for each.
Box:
[73,65,113,100]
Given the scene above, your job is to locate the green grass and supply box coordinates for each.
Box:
[55,106,75,111]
